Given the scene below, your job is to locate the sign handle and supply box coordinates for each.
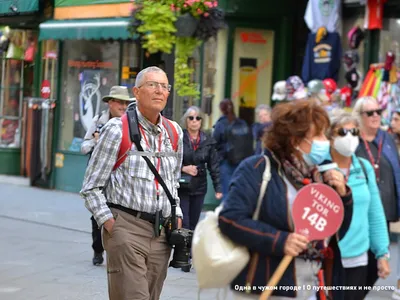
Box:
[259,255,293,300]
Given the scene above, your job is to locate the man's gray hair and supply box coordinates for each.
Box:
[181,106,203,129]
[135,66,167,88]
[327,109,359,138]
[255,104,271,115]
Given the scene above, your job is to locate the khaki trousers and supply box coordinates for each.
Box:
[102,208,171,300]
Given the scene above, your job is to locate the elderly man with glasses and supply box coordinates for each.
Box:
[81,66,183,300]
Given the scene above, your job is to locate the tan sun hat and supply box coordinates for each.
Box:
[102,86,133,102]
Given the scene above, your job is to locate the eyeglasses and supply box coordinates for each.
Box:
[139,81,171,92]
[337,128,360,137]
[363,109,382,117]
[188,116,202,121]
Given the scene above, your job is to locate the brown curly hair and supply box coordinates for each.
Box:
[264,100,330,161]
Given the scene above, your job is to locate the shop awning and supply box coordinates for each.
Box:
[0,0,39,15]
[39,18,134,41]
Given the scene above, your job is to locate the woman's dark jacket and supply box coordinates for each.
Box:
[181,130,221,195]
[218,150,353,298]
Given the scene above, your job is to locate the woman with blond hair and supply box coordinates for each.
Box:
[353,96,400,295]
[179,106,222,272]
[327,110,390,299]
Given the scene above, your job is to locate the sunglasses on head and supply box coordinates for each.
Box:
[337,128,360,137]
[188,116,202,121]
[363,109,382,117]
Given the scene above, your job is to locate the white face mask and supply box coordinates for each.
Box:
[333,134,359,157]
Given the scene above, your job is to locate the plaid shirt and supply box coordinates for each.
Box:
[80,109,183,226]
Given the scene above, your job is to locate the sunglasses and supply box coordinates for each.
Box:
[337,128,360,137]
[363,109,382,117]
[188,116,202,121]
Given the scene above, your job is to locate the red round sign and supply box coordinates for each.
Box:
[291,183,344,241]
[41,80,51,99]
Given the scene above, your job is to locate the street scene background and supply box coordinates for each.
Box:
[0,178,396,300]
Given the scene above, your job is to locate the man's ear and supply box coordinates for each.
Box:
[132,87,139,99]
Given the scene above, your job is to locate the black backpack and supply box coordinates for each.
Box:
[225,120,254,165]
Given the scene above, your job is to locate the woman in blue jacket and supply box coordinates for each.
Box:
[219,100,353,299]
[353,96,400,294]
[327,111,390,300]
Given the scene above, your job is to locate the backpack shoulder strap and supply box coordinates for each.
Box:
[162,116,179,152]
[113,114,132,171]
[357,157,369,184]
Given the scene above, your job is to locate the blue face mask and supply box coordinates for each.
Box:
[299,139,330,166]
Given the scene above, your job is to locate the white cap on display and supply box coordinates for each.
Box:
[272,81,287,101]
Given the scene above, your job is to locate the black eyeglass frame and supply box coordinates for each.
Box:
[336,128,360,137]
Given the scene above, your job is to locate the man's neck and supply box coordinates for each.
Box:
[139,108,159,125]
[330,149,352,168]
[362,127,378,142]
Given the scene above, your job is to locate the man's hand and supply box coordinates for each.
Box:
[177,217,182,229]
[283,233,309,256]
[94,132,100,141]
[103,217,115,233]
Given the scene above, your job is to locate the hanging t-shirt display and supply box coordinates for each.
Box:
[364,0,387,30]
[301,31,342,84]
[304,0,341,33]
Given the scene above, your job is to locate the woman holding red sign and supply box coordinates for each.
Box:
[218,100,354,299]
[352,96,400,296]
[327,110,390,300]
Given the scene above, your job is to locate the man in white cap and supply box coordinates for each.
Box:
[81,85,134,266]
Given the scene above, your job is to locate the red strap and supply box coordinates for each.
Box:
[112,114,179,171]
[113,114,132,171]
[162,116,179,151]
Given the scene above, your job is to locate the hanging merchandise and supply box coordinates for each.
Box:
[343,50,362,99]
[364,0,387,30]
[340,86,352,108]
[358,56,400,124]
[285,76,307,101]
[304,0,341,33]
[301,28,342,84]
[271,80,287,101]
[347,26,365,50]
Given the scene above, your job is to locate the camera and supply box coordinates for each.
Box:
[168,228,193,269]
[93,124,104,136]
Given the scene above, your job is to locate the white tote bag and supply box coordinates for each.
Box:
[192,155,271,289]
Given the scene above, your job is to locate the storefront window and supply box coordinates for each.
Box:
[0,28,37,148]
[172,46,201,122]
[201,37,218,130]
[59,40,119,152]
[121,42,141,90]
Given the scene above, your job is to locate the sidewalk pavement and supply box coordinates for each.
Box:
[0,181,398,299]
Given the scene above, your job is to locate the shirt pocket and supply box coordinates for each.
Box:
[127,155,155,182]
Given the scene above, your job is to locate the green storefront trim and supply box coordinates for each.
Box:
[55,0,131,7]
[0,0,38,15]
[39,18,134,41]
[0,148,21,175]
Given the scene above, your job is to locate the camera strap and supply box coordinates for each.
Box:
[124,104,178,232]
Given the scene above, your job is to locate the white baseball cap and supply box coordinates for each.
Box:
[272,81,287,101]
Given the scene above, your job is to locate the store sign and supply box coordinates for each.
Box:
[240,32,267,44]
[291,183,344,241]
[55,0,130,7]
[41,80,51,99]
[121,66,139,80]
